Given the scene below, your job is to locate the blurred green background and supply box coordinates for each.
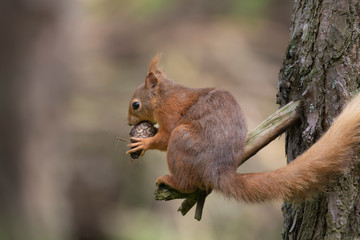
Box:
[64,0,292,239]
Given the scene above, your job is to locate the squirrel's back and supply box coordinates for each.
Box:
[166,88,247,191]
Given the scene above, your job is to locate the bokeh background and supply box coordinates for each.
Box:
[1,0,293,239]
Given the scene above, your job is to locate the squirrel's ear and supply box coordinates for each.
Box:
[145,53,162,90]
[145,72,158,89]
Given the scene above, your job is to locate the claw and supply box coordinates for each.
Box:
[127,142,142,148]
[130,137,143,141]
[126,146,142,154]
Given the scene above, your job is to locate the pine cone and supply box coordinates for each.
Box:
[129,121,157,159]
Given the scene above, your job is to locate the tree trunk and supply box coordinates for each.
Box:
[0,1,75,239]
[277,0,360,239]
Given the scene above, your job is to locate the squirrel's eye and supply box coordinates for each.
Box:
[132,102,140,110]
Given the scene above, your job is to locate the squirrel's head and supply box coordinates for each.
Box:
[128,54,164,126]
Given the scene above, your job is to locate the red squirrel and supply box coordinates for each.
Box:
[127,54,360,202]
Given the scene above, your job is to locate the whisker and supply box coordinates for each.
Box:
[116,137,130,143]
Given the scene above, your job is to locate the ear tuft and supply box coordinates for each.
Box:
[147,53,162,75]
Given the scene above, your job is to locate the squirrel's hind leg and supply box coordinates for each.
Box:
[156,174,197,193]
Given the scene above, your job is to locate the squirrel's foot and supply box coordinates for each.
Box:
[156,175,175,188]
[156,175,197,193]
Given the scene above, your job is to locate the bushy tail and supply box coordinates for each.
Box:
[218,94,360,203]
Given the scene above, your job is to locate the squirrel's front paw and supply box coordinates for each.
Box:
[126,137,153,156]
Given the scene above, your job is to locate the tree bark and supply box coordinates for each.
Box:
[277,0,360,239]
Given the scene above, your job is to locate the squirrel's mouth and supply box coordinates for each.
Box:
[127,116,139,126]
[128,116,157,126]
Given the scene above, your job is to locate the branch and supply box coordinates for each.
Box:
[241,100,300,164]
[154,100,300,220]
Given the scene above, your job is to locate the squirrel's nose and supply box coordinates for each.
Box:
[127,115,138,126]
